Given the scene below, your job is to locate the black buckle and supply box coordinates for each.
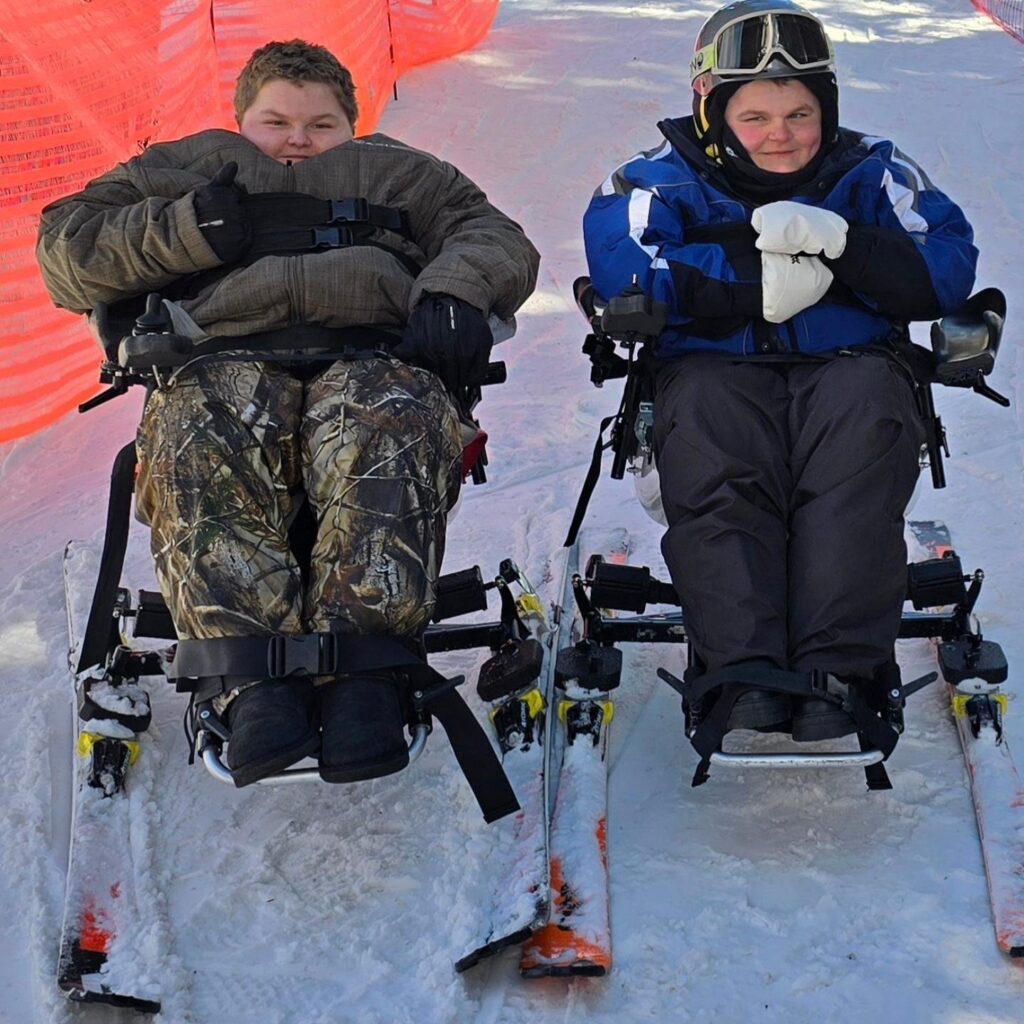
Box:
[328,198,370,224]
[808,669,849,705]
[311,226,355,249]
[266,634,338,677]
[809,669,829,695]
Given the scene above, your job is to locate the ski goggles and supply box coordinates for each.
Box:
[690,11,834,89]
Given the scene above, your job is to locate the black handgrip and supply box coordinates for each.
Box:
[573,276,601,322]
[118,332,193,370]
[601,288,668,339]
[481,360,506,386]
[133,292,172,334]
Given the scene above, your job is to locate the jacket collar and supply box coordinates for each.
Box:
[656,116,866,205]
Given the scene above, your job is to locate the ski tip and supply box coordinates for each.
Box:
[520,960,608,979]
[59,980,161,1015]
[63,539,89,565]
[454,925,536,973]
[59,932,162,1013]
[520,924,612,979]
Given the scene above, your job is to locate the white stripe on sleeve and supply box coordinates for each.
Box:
[628,189,661,261]
[881,168,929,234]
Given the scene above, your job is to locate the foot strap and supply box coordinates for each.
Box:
[679,664,901,789]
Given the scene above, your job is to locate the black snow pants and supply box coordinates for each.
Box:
[653,352,926,678]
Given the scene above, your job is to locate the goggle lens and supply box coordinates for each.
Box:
[715,17,770,72]
[773,14,831,65]
[712,13,831,74]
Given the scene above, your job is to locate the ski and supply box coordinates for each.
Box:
[907,520,1024,959]
[453,549,570,972]
[57,541,162,1013]
[519,528,628,978]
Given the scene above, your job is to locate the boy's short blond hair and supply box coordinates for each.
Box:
[234,39,358,128]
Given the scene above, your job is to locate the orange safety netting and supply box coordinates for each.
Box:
[0,0,499,443]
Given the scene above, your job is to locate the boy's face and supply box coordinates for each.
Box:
[238,79,353,164]
[724,78,822,174]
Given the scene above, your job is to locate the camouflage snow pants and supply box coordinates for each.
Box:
[135,357,463,644]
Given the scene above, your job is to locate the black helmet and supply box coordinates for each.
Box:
[690,0,839,160]
[691,0,836,99]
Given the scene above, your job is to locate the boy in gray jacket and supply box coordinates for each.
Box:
[37,39,539,787]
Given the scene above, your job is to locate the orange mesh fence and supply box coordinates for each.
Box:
[971,0,1024,43]
[390,0,500,76]
[1,0,220,443]
[0,0,499,444]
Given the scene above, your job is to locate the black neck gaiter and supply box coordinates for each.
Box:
[719,126,832,202]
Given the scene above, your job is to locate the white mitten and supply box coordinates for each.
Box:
[761,251,833,323]
[752,200,848,259]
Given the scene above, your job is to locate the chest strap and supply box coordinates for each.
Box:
[242,192,410,236]
[242,193,415,264]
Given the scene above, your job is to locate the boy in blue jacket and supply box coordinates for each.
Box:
[583,0,978,741]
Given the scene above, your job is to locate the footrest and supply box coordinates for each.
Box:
[477,638,544,701]
[906,554,966,609]
[710,749,885,770]
[587,560,677,612]
[432,566,488,622]
[556,641,622,691]
[937,638,1008,685]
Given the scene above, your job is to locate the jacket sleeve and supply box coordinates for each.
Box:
[583,150,762,323]
[35,159,220,314]
[404,157,539,319]
[822,143,977,320]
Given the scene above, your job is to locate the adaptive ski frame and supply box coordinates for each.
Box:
[570,550,1006,776]
[100,556,542,787]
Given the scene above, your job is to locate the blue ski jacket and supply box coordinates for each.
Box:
[583,120,978,358]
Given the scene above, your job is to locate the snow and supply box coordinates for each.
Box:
[2,0,1023,1020]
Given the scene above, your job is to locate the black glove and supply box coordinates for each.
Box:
[193,162,250,263]
[394,294,494,395]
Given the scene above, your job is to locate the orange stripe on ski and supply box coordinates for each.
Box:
[78,896,115,953]
[995,901,1024,957]
[520,919,612,973]
[519,838,613,973]
[520,933,612,973]
[546,855,567,917]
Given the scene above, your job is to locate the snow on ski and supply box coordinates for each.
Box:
[454,547,571,972]
[519,528,628,978]
[908,520,1024,960]
[57,541,162,1013]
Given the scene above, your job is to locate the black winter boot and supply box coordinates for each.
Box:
[726,688,792,731]
[226,678,320,787]
[318,676,409,783]
[791,674,858,742]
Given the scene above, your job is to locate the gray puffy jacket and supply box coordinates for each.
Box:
[36,129,539,339]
